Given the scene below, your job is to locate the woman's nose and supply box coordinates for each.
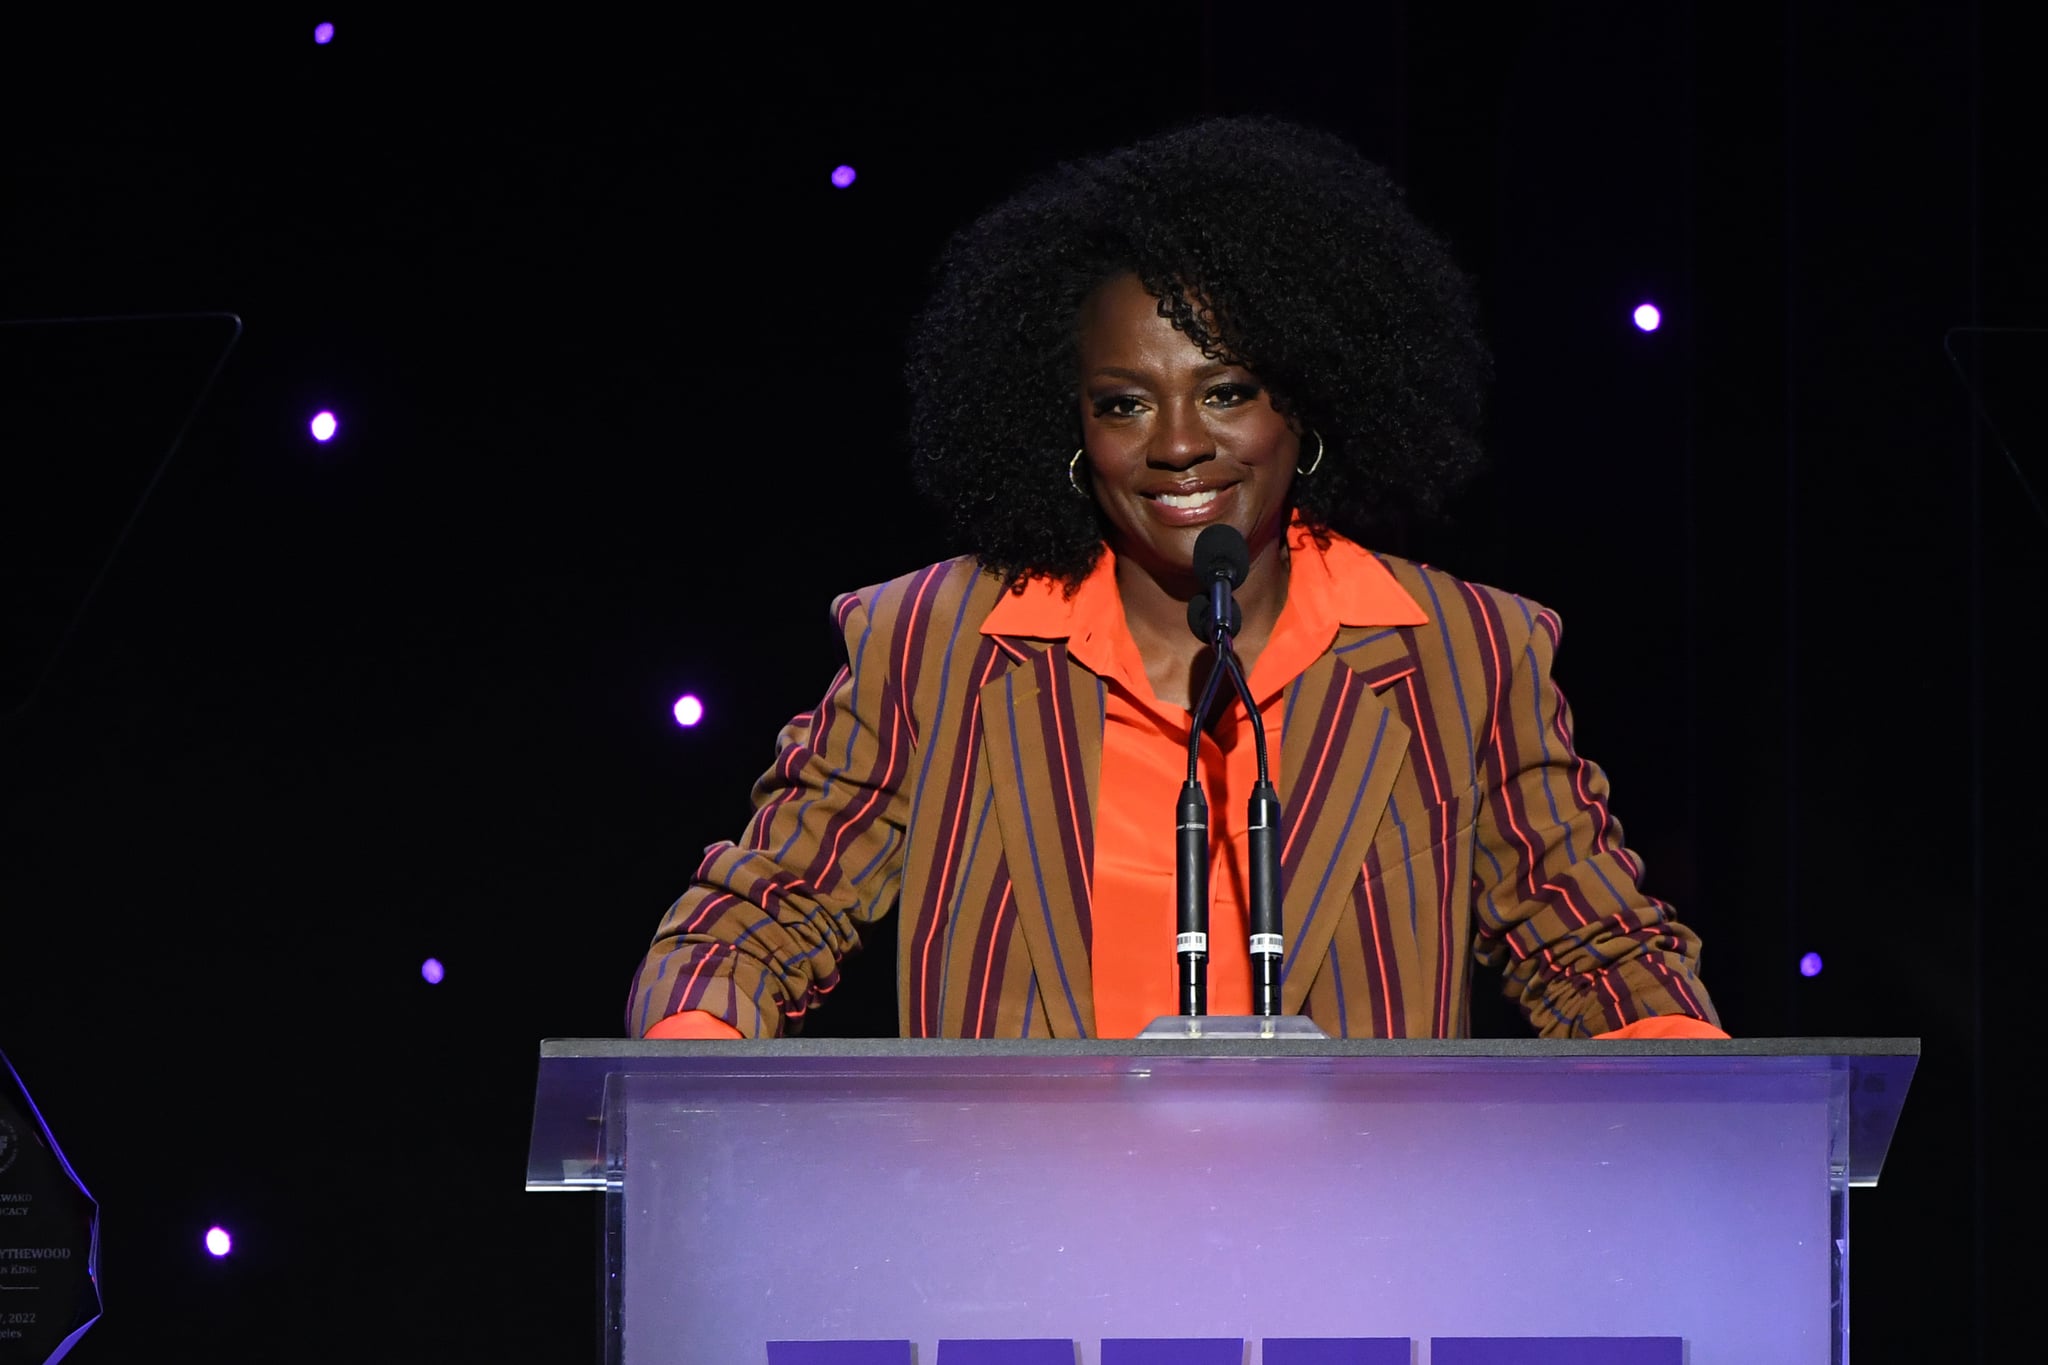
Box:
[1149,400,1212,468]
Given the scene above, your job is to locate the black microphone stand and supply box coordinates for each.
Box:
[1175,575,1285,1021]
[1175,627,1233,1018]
[1154,524,1324,1039]
[1210,644,1283,1016]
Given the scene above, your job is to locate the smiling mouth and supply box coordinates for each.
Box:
[1149,484,1235,511]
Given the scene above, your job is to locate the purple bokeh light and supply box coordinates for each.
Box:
[830,164,857,189]
[204,1226,232,1257]
[672,695,704,727]
[1798,951,1823,978]
[313,22,335,45]
[1633,302,1662,332]
[421,957,445,985]
[310,410,338,442]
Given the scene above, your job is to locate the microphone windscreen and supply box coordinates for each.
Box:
[1193,524,1250,588]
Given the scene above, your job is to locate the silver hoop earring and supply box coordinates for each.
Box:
[1297,430,1325,477]
[1068,448,1089,498]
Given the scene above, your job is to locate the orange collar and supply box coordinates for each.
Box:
[982,519,1427,702]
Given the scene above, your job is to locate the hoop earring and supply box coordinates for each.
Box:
[1068,448,1090,499]
[1297,430,1325,477]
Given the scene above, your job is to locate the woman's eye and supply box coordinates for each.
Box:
[1092,395,1145,417]
[1206,383,1261,407]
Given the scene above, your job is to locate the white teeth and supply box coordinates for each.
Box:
[1156,489,1221,510]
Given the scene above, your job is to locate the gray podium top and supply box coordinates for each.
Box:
[527,1036,1918,1193]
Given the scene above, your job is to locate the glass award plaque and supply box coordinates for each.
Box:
[0,1050,99,1363]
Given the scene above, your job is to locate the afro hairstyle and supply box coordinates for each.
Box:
[905,114,1492,590]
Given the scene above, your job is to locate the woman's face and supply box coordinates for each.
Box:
[1076,273,1298,587]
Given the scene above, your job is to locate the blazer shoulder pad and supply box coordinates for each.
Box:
[1371,552,1555,650]
[829,555,1008,638]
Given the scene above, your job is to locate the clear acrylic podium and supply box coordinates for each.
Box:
[526,1038,1916,1365]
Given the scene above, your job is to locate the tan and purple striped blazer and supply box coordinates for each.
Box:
[626,551,1718,1040]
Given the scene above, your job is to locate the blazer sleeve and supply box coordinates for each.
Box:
[1469,603,1720,1038]
[624,591,915,1039]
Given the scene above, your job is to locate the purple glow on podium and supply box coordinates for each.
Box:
[1799,951,1824,978]
[204,1226,232,1257]
[421,957,445,985]
[314,22,335,44]
[310,410,338,442]
[672,695,704,727]
[1632,302,1662,332]
[831,164,858,189]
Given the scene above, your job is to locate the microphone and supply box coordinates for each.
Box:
[1181,526,1284,1018]
[1193,525,1250,654]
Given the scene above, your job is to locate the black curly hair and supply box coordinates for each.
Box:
[906,115,1491,591]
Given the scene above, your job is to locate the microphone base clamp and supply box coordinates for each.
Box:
[1134,1014,1333,1041]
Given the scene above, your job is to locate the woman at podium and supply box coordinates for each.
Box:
[628,117,1723,1043]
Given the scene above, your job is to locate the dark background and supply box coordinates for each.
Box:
[1,5,2038,1361]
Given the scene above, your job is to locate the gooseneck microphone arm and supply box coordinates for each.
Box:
[1175,524,1285,1021]
[1211,645,1282,1016]
[1176,655,1232,1017]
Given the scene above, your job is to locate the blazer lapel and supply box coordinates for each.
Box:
[977,641,1105,1038]
[1276,625,1417,1013]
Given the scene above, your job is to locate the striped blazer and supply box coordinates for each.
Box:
[626,552,1718,1040]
